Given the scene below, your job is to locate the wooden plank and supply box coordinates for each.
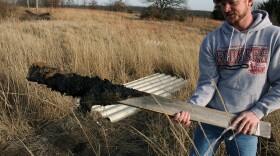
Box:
[119,95,271,139]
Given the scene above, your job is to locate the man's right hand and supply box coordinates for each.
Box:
[174,111,191,126]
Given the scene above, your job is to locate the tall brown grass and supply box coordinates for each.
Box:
[0,7,278,155]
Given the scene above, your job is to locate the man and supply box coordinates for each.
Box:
[175,0,280,155]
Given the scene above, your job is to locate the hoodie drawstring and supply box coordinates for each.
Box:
[226,28,251,64]
[241,29,251,62]
[227,28,235,62]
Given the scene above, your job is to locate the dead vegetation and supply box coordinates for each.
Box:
[0,7,278,155]
[19,10,51,21]
[0,1,51,21]
[0,0,17,19]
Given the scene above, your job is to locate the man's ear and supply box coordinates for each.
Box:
[248,0,253,6]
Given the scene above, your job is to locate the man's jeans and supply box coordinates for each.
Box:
[190,123,258,156]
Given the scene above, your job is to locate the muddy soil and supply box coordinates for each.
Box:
[27,62,149,113]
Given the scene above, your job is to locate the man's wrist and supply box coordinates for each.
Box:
[250,107,264,119]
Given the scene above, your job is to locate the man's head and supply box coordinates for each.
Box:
[213,0,253,6]
[213,0,221,4]
[214,0,254,29]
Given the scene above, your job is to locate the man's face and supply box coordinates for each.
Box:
[219,0,252,25]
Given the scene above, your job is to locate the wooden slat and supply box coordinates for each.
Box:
[119,95,271,139]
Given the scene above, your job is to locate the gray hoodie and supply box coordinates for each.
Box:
[188,10,280,119]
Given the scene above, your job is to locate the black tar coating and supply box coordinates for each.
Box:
[27,63,149,113]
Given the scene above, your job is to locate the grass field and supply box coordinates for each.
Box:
[0,7,279,155]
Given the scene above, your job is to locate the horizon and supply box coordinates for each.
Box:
[74,0,267,11]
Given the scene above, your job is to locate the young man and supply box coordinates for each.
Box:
[175,0,280,155]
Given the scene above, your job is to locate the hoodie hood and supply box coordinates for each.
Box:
[220,9,273,64]
[221,9,272,34]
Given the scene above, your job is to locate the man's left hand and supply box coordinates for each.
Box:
[231,111,260,135]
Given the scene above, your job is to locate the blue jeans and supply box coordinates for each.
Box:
[190,123,258,156]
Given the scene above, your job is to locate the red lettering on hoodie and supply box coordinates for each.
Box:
[259,47,268,63]
[216,46,269,74]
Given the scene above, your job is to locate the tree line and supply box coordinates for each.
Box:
[1,0,280,24]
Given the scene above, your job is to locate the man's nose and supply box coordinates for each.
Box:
[223,3,232,12]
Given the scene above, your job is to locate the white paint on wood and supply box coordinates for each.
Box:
[91,73,187,122]
[119,95,271,139]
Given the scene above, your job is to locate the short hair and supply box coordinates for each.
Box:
[213,0,221,4]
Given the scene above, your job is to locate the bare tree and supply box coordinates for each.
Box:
[44,0,61,8]
[16,0,30,7]
[61,0,74,7]
[258,0,280,25]
[145,0,188,14]
[83,0,87,7]
[141,0,188,20]
[113,0,126,12]
[27,0,30,9]
[89,0,97,9]
[36,0,38,13]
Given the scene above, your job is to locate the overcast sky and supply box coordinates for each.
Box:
[77,0,267,11]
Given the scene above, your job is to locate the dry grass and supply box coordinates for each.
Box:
[0,7,278,155]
